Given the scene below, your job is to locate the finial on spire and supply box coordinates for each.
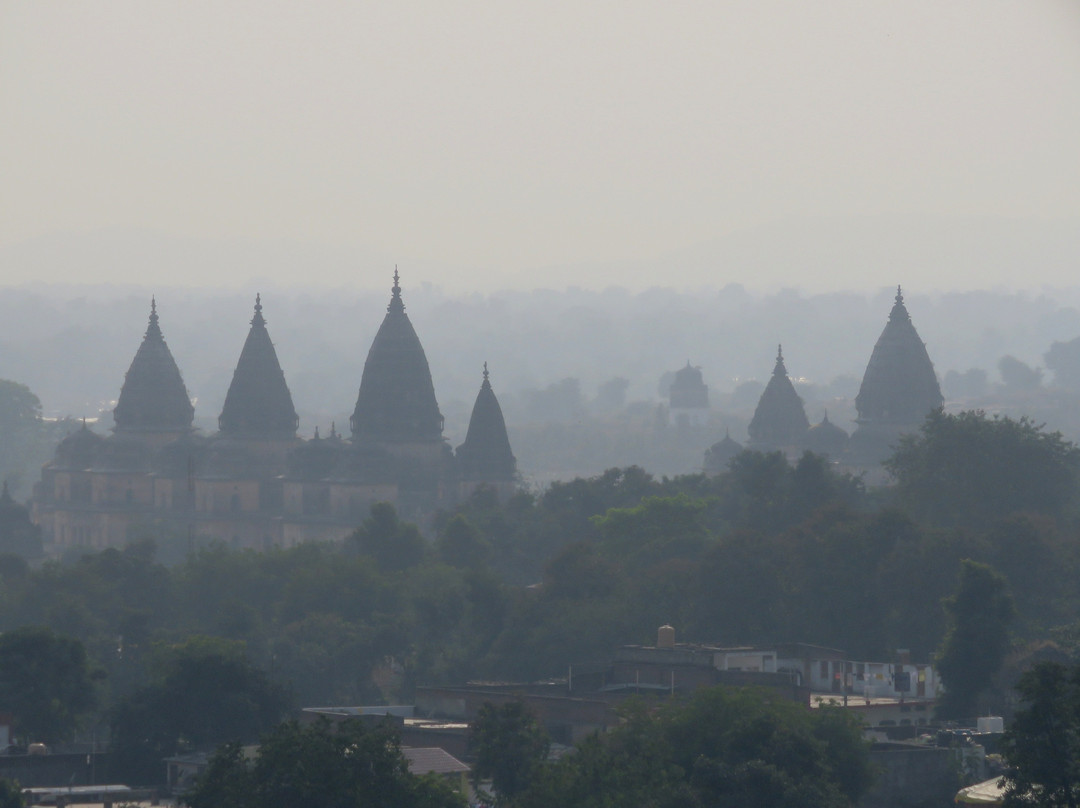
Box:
[251,293,265,326]
[313,425,320,440]
[146,296,161,338]
[387,267,405,312]
[483,361,489,381]
[896,285,903,304]
[777,344,783,362]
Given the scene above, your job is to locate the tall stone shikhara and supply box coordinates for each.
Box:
[851,286,943,463]
[747,345,810,451]
[33,275,517,554]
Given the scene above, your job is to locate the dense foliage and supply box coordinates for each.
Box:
[184,718,464,808]
[516,687,873,808]
[1002,662,1080,808]
[3,409,1080,766]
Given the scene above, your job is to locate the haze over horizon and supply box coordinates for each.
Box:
[3,2,1080,293]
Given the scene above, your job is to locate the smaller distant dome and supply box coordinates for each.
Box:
[805,412,850,457]
[53,424,105,470]
[704,430,743,473]
[94,433,151,472]
[670,362,708,409]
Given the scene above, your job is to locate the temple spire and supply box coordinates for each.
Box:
[457,363,516,482]
[114,299,194,432]
[388,267,404,313]
[773,344,787,376]
[145,297,162,340]
[218,295,299,437]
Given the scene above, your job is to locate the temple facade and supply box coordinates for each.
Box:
[33,275,517,554]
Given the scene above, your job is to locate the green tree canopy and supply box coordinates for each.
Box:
[0,626,100,744]
[110,637,291,784]
[469,700,550,803]
[184,718,465,808]
[1002,661,1080,808]
[349,502,426,572]
[936,560,1015,720]
[518,687,872,808]
[886,410,1080,527]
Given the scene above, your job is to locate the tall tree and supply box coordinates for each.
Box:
[1002,662,1080,808]
[886,410,1080,527]
[936,560,1015,719]
[110,637,291,784]
[469,700,550,803]
[185,718,464,808]
[0,626,100,744]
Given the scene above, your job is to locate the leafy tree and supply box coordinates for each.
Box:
[436,514,490,569]
[936,560,1015,719]
[110,637,291,784]
[185,718,464,808]
[469,700,550,803]
[886,410,1080,527]
[998,355,1044,391]
[518,687,872,808]
[1002,662,1080,808]
[0,626,100,743]
[349,502,426,572]
[1045,337,1080,392]
[0,380,46,496]
[0,779,23,808]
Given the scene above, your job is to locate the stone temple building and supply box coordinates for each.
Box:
[704,286,941,472]
[849,286,943,463]
[33,274,517,554]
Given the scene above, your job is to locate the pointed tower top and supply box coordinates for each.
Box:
[457,363,515,481]
[749,344,809,447]
[218,295,299,437]
[313,426,321,440]
[889,285,910,322]
[857,287,942,426]
[773,344,788,376]
[145,297,162,340]
[388,267,404,313]
[352,270,443,443]
[114,299,194,432]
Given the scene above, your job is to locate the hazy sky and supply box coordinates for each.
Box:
[2,2,1080,292]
